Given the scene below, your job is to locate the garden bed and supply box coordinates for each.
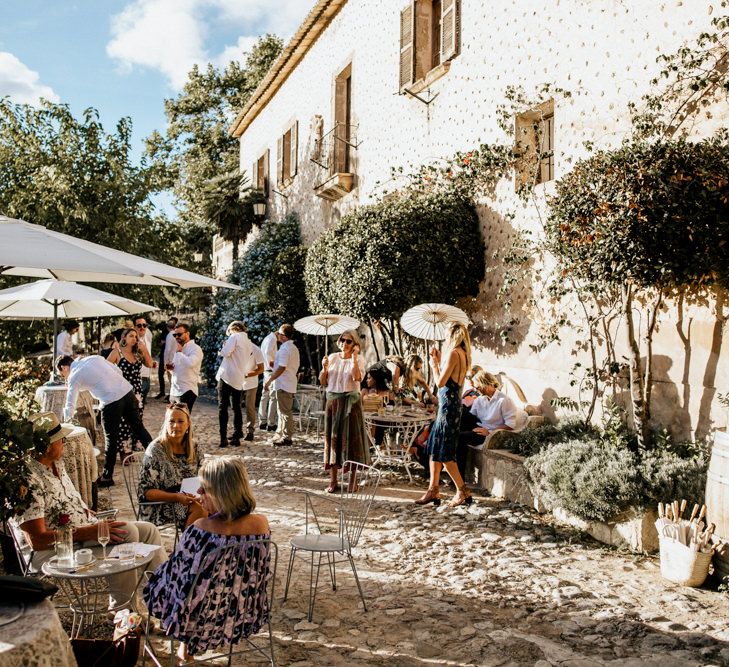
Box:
[478,448,659,552]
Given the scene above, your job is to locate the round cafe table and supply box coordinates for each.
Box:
[61,426,98,508]
[34,385,97,445]
[363,409,432,483]
[0,599,77,667]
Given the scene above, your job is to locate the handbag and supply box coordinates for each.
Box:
[0,575,58,603]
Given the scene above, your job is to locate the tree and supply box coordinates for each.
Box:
[546,136,729,448]
[147,35,283,227]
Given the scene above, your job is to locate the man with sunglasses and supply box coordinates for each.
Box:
[134,316,155,405]
[166,323,203,412]
[263,324,300,446]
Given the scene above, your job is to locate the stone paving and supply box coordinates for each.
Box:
[101,396,729,666]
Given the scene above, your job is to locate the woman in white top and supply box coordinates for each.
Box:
[319,329,369,493]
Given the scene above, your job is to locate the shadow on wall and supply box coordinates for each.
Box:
[469,204,533,356]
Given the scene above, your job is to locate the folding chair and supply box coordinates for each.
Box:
[121,453,179,548]
[283,461,380,621]
[142,538,278,667]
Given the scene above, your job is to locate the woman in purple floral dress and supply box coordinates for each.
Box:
[143,456,271,661]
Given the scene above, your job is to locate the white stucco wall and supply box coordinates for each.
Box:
[227,0,729,438]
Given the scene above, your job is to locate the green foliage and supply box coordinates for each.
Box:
[503,419,599,458]
[0,359,51,419]
[305,190,484,321]
[199,213,307,384]
[0,401,45,525]
[546,136,729,292]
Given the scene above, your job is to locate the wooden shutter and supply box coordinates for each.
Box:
[276,136,284,185]
[440,0,459,62]
[251,160,259,191]
[399,3,415,91]
[290,121,298,177]
[263,149,270,196]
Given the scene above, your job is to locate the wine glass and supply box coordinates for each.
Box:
[97,519,110,567]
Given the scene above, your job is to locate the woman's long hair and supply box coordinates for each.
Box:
[199,456,256,520]
[120,328,140,355]
[402,354,423,389]
[157,404,197,464]
[444,322,471,371]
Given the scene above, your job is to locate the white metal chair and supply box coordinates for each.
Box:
[283,461,381,621]
[121,452,179,548]
[142,538,278,667]
[296,389,325,434]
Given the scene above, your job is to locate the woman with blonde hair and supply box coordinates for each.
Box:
[400,354,435,407]
[138,402,206,529]
[320,328,369,493]
[415,322,473,507]
[144,455,271,662]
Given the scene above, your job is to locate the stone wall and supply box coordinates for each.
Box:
[225,0,729,437]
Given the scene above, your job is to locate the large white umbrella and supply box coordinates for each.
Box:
[0,215,239,289]
[0,279,158,362]
[294,314,360,356]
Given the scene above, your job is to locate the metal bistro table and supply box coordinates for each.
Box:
[35,384,98,445]
[42,550,154,639]
[363,410,432,482]
[61,425,98,507]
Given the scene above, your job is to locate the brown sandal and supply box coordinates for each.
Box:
[325,484,340,494]
[414,488,441,506]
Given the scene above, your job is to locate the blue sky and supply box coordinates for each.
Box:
[0,0,310,174]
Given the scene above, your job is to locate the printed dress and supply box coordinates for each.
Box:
[143,525,272,656]
[425,377,462,462]
[138,439,202,528]
[118,355,144,458]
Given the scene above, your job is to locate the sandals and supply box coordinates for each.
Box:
[414,488,441,506]
[447,485,474,508]
[325,484,340,494]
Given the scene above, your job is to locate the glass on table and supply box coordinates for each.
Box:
[97,519,111,568]
[117,542,135,564]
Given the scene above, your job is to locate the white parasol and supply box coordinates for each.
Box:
[0,215,240,289]
[0,279,158,362]
[294,314,360,356]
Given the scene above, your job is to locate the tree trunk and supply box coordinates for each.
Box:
[232,237,239,262]
[622,283,648,450]
[643,288,664,442]
[367,320,381,361]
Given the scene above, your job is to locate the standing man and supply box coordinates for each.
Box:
[156,316,178,401]
[56,320,79,357]
[264,324,300,447]
[134,316,155,406]
[167,323,203,413]
[215,321,251,448]
[58,354,152,487]
[242,341,265,441]
[258,330,278,431]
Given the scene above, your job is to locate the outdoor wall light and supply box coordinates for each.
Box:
[193,252,203,262]
[253,202,267,216]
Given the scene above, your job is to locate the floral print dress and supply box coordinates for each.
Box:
[143,524,272,656]
[118,355,144,458]
[138,439,202,528]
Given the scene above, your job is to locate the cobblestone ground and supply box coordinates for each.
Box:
[99,396,729,666]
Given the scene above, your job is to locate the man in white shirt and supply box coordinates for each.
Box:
[264,324,300,446]
[258,330,278,431]
[56,320,79,357]
[215,321,251,447]
[133,316,155,405]
[158,316,179,401]
[58,354,152,486]
[167,323,203,413]
[242,342,265,441]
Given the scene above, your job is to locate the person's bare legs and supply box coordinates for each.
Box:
[414,459,442,505]
[327,465,339,493]
[442,460,472,506]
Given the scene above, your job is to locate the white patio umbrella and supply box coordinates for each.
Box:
[400,303,470,382]
[294,314,360,356]
[0,279,158,362]
[0,215,239,289]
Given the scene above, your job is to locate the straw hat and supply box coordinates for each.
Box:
[29,412,74,444]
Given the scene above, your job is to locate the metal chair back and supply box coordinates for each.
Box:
[121,452,143,519]
[338,461,381,549]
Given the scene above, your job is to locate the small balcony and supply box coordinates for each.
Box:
[311,122,359,201]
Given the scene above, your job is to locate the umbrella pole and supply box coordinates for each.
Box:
[51,300,59,382]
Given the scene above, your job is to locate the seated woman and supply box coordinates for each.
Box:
[360,368,392,447]
[138,403,206,529]
[456,370,517,479]
[399,354,435,408]
[362,355,406,391]
[144,456,271,662]
[14,412,166,607]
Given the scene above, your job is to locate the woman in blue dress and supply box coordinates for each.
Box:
[414,322,474,508]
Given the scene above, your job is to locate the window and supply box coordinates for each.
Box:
[400,0,459,91]
[251,149,270,195]
[514,101,555,190]
[277,121,298,185]
[334,64,352,174]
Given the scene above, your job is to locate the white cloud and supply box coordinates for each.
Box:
[0,52,59,105]
[107,0,311,90]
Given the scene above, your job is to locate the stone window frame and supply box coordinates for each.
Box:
[276,121,298,187]
[514,100,556,191]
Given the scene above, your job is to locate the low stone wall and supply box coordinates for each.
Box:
[476,448,658,552]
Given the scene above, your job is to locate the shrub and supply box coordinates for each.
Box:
[504,419,599,457]
[0,358,52,419]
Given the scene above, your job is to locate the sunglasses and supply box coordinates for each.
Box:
[172,333,184,338]
[340,339,353,345]
[169,402,190,412]
[135,323,147,328]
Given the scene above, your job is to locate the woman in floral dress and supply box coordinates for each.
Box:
[107,328,153,459]
[138,403,205,529]
[144,456,271,661]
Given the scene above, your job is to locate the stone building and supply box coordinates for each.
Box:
[220,0,729,438]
